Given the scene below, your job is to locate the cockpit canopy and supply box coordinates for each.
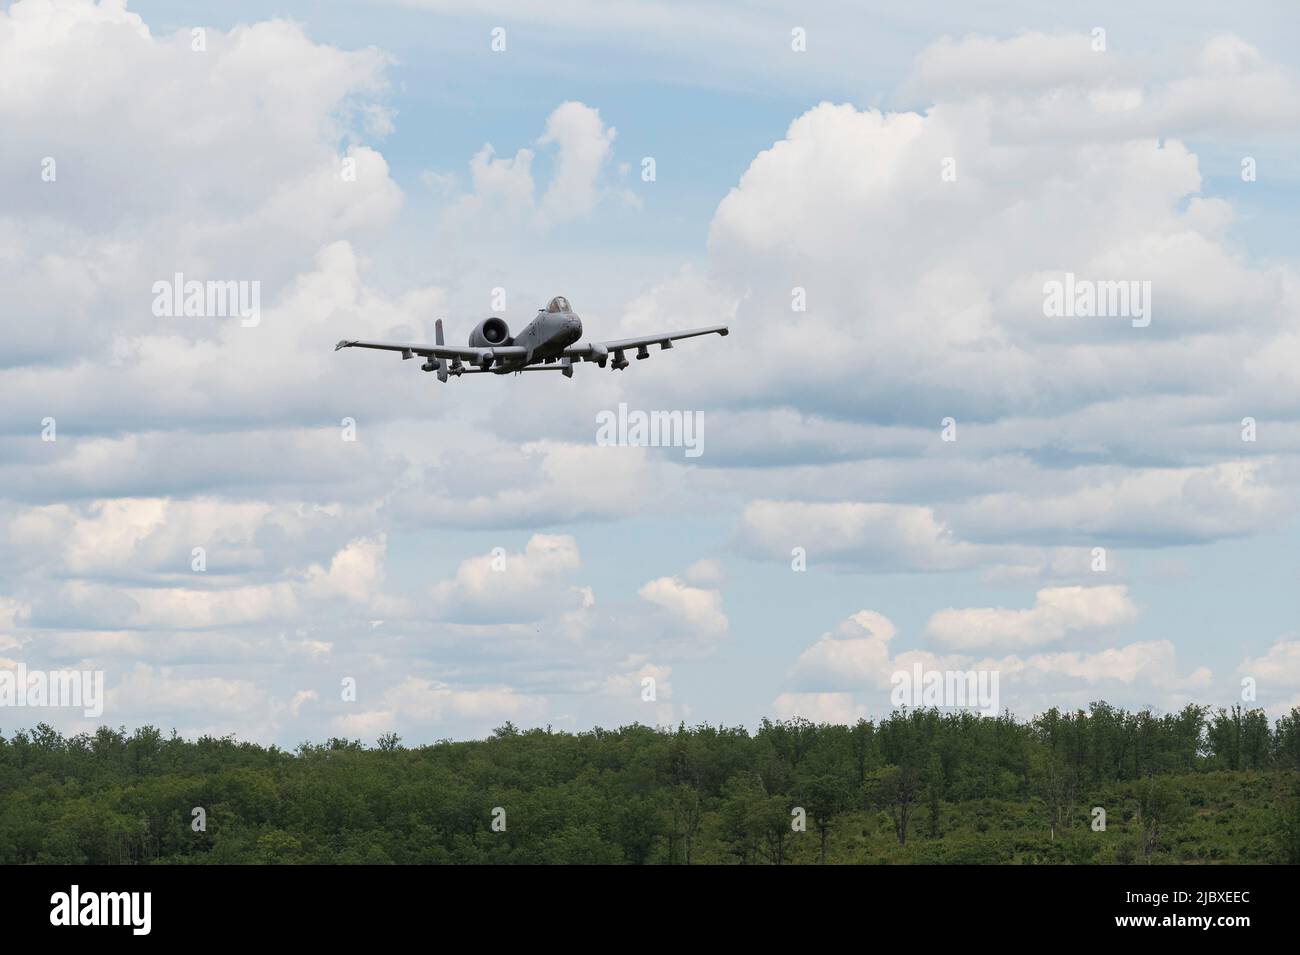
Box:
[546,296,572,313]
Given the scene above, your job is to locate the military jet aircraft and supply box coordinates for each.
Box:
[335,295,728,381]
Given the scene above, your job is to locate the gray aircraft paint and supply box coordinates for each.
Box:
[336,295,727,381]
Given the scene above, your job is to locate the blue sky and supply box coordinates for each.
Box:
[2,0,1300,744]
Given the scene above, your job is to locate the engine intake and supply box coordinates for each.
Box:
[469,317,511,348]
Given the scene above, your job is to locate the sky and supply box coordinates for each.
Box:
[2,0,1299,745]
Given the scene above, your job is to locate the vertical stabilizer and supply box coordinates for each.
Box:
[435,319,449,382]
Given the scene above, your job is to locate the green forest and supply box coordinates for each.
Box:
[3,702,1300,864]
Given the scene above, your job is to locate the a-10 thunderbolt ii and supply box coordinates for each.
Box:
[335,295,728,381]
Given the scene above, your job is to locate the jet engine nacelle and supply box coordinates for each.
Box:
[468,317,512,348]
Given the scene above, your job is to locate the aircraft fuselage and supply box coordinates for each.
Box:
[489,301,583,371]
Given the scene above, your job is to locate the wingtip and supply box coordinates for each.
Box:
[335,340,350,351]
[719,327,729,336]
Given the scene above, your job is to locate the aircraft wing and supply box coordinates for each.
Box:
[563,325,729,361]
[334,339,527,362]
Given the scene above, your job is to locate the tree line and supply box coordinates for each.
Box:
[2,702,1298,864]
